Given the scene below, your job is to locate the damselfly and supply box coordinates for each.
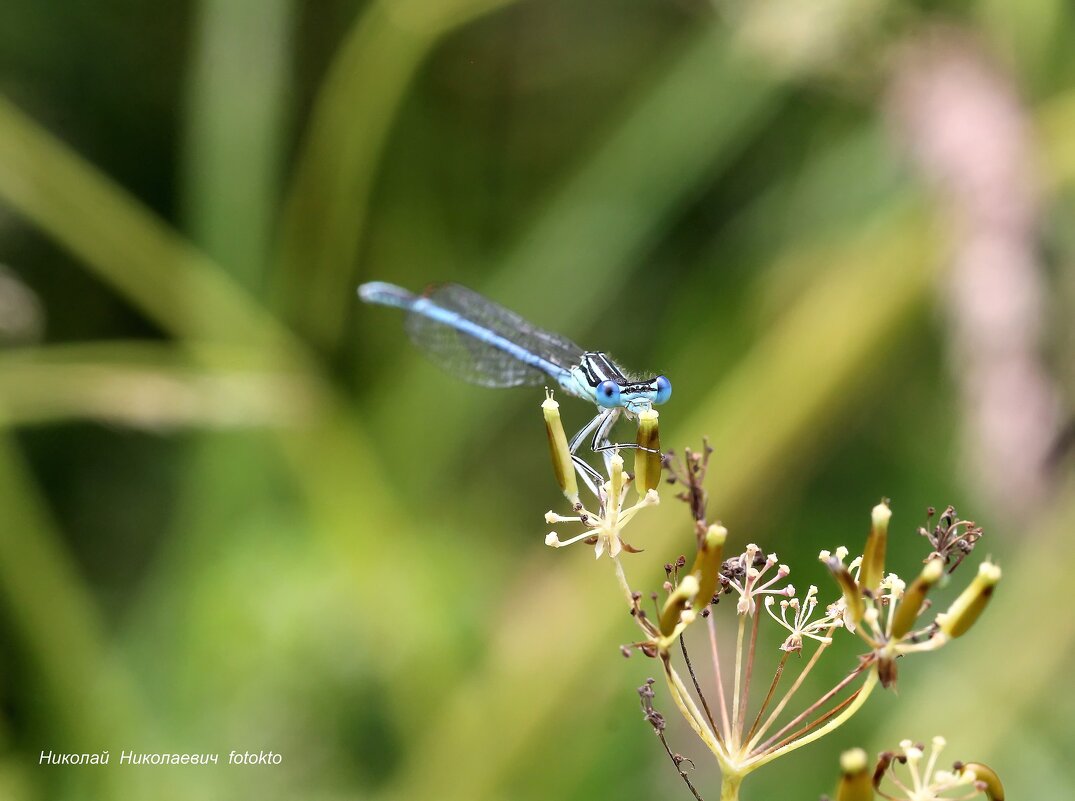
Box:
[358,282,671,484]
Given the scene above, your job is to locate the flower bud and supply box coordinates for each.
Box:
[542,396,578,502]
[659,574,699,639]
[860,500,891,595]
[938,561,1001,639]
[835,748,873,801]
[634,409,662,495]
[689,524,727,613]
[960,762,1004,800]
[890,557,944,640]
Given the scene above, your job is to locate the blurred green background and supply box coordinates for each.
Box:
[0,1,1073,799]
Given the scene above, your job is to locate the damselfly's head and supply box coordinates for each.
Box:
[596,374,672,413]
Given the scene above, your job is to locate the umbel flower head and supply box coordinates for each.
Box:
[537,415,1003,801]
[821,500,1001,688]
[765,584,843,652]
[827,737,1005,801]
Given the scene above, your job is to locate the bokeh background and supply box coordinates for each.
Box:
[0,0,1073,799]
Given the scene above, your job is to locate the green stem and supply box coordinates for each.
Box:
[613,556,634,607]
[731,613,746,748]
[662,657,725,761]
[720,772,744,801]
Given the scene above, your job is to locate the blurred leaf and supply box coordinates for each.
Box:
[181,0,296,290]
[368,22,784,475]
[1038,88,1075,190]
[273,0,517,349]
[0,95,296,354]
[0,436,158,801]
[0,342,325,428]
[977,0,1068,89]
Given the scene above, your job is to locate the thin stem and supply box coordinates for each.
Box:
[706,613,732,740]
[743,667,879,771]
[754,658,871,754]
[744,651,789,746]
[613,557,633,606]
[753,684,862,758]
[745,626,835,752]
[731,614,746,748]
[654,722,706,801]
[662,657,726,762]
[681,632,722,745]
[736,611,760,743]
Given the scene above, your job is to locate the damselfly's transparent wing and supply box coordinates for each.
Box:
[404,284,585,387]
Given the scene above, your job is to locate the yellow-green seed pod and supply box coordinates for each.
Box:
[824,556,865,627]
[689,524,727,614]
[890,557,944,640]
[961,762,1004,800]
[939,561,1001,639]
[835,748,873,801]
[659,574,699,638]
[634,409,662,495]
[860,500,891,595]
[542,396,578,502]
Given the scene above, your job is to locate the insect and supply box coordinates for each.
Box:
[358,282,671,483]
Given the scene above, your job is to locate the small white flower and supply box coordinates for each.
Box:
[878,736,987,800]
[727,546,793,615]
[542,454,658,559]
[764,585,843,652]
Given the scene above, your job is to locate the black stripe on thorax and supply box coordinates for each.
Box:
[580,352,627,387]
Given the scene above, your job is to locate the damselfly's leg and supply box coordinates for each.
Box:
[569,411,608,454]
[569,410,611,495]
[572,461,602,500]
[590,408,622,475]
[590,415,659,455]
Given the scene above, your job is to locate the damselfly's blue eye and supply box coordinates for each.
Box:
[654,375,672,405]
[596,380,621,409]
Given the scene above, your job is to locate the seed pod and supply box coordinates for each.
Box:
[542,396,578,502]
[659,575,699,639]
[890,557,944,640]
[689,524,727,613]
[634,409,662,495]
[960,762,1004,800]
[836,748,874,801]
[939,561,1001,639]
[860,500,891,595]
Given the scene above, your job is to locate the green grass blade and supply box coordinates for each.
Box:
[273,0,517,348]
[0,342,324,428]
[180,0,296,290]
[0,95,295,353]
